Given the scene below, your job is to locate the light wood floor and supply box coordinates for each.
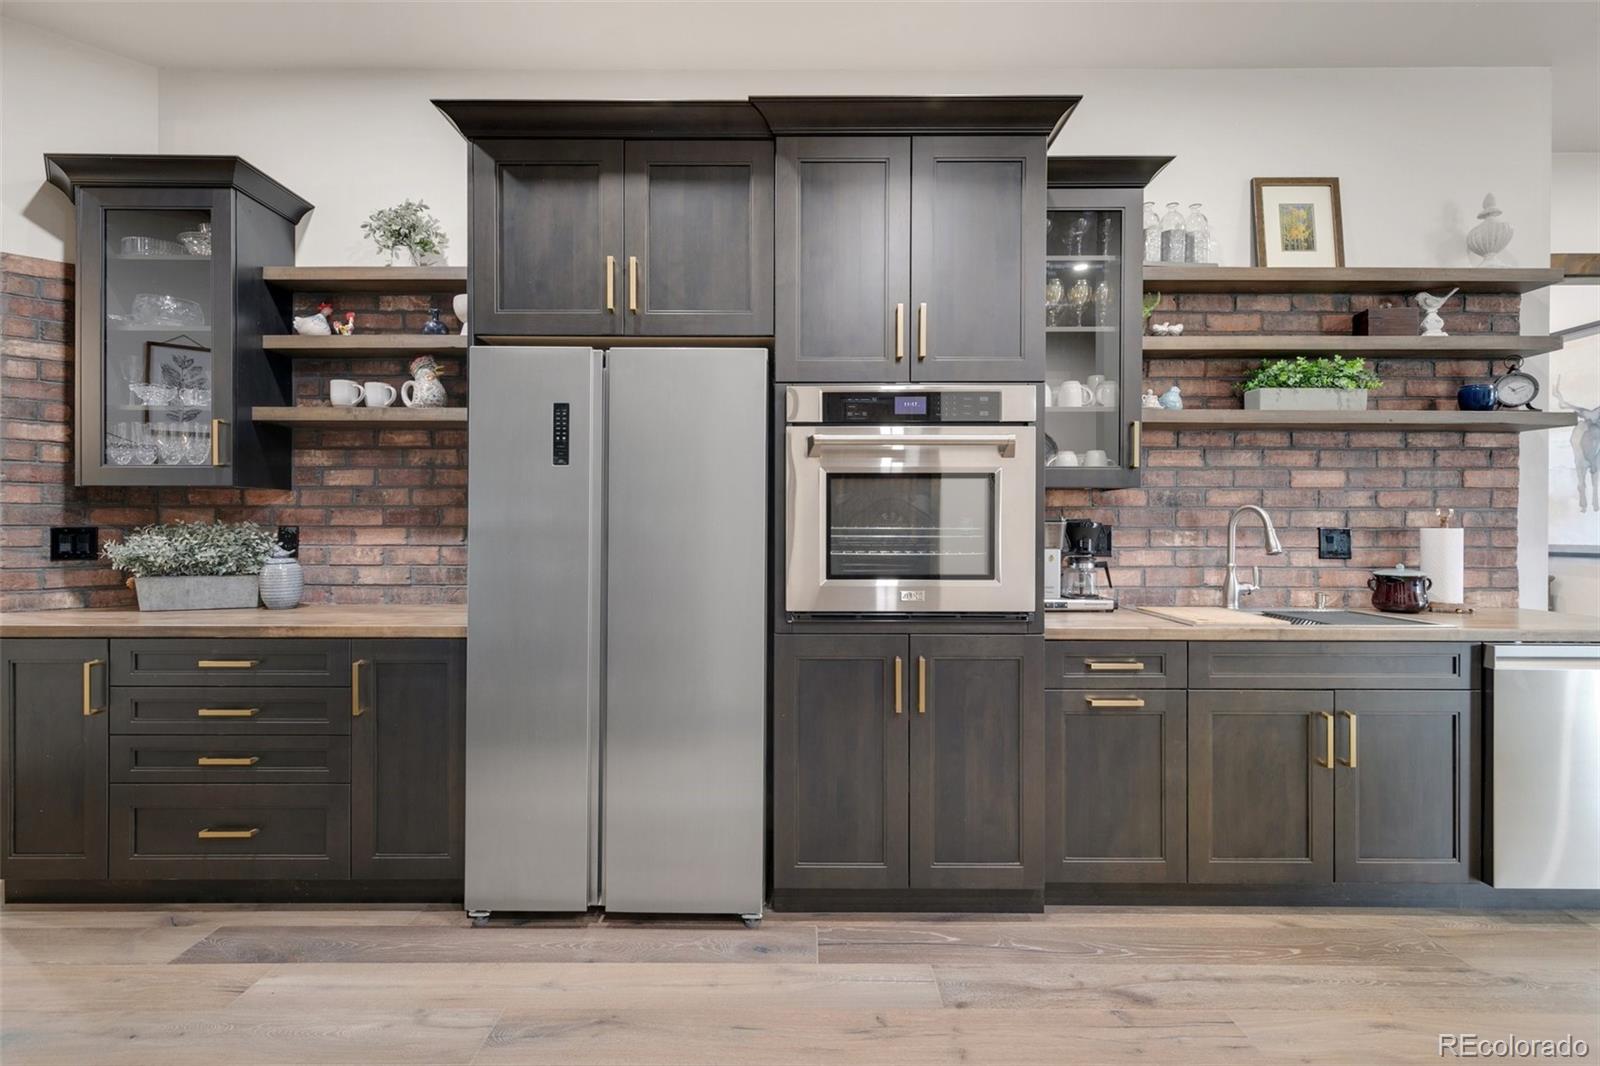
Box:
[2,902,1596,1065]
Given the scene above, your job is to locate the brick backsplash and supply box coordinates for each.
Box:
[1050,289,1522,609]
[0,253,466,611]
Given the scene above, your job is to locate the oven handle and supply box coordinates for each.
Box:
[808,433,1018,458]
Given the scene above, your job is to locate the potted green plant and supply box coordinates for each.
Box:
[102,520,277,611]
[360,199,449,266]
[1238,356,1382,412]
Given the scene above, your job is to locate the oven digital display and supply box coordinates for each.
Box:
[894,395,928,416]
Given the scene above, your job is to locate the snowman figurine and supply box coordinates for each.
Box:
[401,355,447,408]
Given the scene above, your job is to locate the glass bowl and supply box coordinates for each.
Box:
[120,235,186,257]
[177,223,212,257]
[130,293,206,329]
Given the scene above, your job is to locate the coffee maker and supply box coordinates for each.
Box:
[1047,519,1115,611]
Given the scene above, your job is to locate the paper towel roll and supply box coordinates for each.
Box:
[1420,527,1465,604]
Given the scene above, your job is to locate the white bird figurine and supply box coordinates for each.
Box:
[292,301,334,336]
[1415,288,1459,337]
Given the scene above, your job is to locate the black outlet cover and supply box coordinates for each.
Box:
[50,526,99,561]
[277,525,299,557]
[1319,527,1353,560]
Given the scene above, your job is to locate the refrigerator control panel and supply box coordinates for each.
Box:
[552,402,570,465]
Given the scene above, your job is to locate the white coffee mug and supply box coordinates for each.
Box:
[1052,450,1081,467]
[330,379,365,406]
[1085,449,1110,467]
[1055,380,1093,408]
[363,381,398,407]
[1095,380,1119,407]
[1087,374,1106,390]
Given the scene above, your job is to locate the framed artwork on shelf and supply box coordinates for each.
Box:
[1251,177,1345,268]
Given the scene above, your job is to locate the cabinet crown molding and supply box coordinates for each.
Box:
[752,96,1080,143]
[42,154,312,224]
[433,99,772,140]
[1047,155,1175,188]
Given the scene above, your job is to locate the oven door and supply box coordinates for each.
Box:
[786,424,1037,614]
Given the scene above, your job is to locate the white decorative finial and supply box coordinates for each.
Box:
[1467,193,1513,266]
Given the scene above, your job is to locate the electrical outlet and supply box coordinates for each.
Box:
[276,525,300,557]
[50,526,99,561]
[1318,527,1353,560]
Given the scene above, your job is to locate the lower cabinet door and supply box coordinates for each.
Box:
[1188,690,1335,884]
[1333,689,1476,883]
[1047,688,1186,883]
[909,635,1043,890]
[1,639,110,879]
[351,640,465,879]
[110,783,350,879]
[773,634,909,891]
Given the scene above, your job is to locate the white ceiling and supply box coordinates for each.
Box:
[7,0,1598,150]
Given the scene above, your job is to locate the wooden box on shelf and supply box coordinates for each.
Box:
[1353,307,1421,336]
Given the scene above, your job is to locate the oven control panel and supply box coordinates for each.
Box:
[822,390,1002,424]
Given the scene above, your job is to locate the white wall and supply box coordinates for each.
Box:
[0,17,159,261]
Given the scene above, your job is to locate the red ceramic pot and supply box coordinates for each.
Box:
[1368,564,1432,613]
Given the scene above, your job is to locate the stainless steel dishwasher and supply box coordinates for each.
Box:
[1487,644,1600,889]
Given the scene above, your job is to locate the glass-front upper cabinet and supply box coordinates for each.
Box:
[45,156,311,487]
[1041,158,1170,490]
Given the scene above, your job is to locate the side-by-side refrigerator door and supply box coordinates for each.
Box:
[603,347,768,916]
[466,345,603,913]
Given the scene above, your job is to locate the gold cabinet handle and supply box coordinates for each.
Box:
[917,656,927,715]
[1086,660,1146,672]
[605,254,616,312]
[1130,420,1142,469]
[351,659,367,717]
[210,418,226,466]
[197,660,258,670]
[197,828,259,840]
[894,303,905,362]
[1338,710,1358,768]
[628,255,639,314]
[1316,711,1335,769]
[197,756,259,767]
[1085,696,1146,709]
[197,707,258,718]
[893,656,904,715]
[81,659,104,716]
[917,302,927,361]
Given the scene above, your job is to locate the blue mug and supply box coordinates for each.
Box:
[1458,383,1495,411]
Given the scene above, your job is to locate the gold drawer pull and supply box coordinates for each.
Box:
[196,756,259,767]
[1338,710,1358,768]
[605,254,616,312]
[1086,696,1146,709]
[894,302,905,362]
[197,659,259,669]
[1316,711,1335,769]
[1085,660,1146,672]
[917,656,927,715]
[893,656,904,715]
[352,659,367,717]
[82,659,104,716]
[197,707,259,718]
[917,302,928,361]
[628,255,639,314]
[197,828,259,840]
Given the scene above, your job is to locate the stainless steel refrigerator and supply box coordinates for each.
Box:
[465,346,766,922]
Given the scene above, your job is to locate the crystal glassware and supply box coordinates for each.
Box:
[1098,215,1116,256]
[130,383,178,407]
[156,431,185,465]
[1045,274,1066,324]
[177,223,212,257]
[1159,202,1187,263]
[1066,215,1089,256]
[1143,201,1160,263]
[107,425,134,466]
[178,386,211,407]
[1095,279,1115,326]
[132,424,157,466]
[1185,203,1211,264]
[1066,278,1091,327]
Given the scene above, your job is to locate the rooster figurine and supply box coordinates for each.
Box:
[332,312,357,336]
[292,301,334,336]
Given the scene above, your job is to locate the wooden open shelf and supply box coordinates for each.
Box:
[1142,266,1563,295]
[1553,253,1600,284]
[263,266,466,293]
[262,335,468,357]
[1142,334,1561,360]
[251,406,467,427]
[1143,409,1575,433]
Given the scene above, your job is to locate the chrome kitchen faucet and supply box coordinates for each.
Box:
[1225,505,1285,609]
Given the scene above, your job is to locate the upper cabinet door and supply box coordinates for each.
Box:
[910,136,1045,382]
[774,137,911,382]
[472,140,625,337]
[623,140,773,336]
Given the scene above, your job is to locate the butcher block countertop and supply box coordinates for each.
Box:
[0,604,467,639]
[1046,606,1599,643]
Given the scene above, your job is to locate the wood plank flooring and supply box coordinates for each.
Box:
[2,902,1595,1065]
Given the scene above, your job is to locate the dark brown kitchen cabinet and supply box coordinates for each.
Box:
[910,635,1043,889]
[1046,688,1185,883]
[350,640,466,879]
[772,633,908,890]
[1333,690,1475,883]
[1187,690,1335,884]
[775,137,912,381]
[469,138,772,339]
[1,640,109,879]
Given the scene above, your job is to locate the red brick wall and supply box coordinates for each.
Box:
[1,254,466,611]
[1048,291,1522,609]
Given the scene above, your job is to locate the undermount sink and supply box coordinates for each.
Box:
[1248,609,1441,627]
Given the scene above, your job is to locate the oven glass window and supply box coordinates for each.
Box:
[826,474,996,580]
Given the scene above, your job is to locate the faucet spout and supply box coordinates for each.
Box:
[1224,505,1284,609]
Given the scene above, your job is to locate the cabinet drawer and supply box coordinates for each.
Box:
[109,784,350,880]
[1046,642,1186,689]
[111,735,351,785]
[1188,642,1473,690]
[110,687,351,735]
[110,639,351,687]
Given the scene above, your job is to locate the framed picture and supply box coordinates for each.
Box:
[1251,177,1345,268]
[144,335,212,426]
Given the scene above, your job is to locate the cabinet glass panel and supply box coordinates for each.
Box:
[102,209,217,469]
[1043,208,1123,470]
[826,473,995,580]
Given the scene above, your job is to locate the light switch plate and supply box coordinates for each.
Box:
[50,526,98,561]
[1319,527,1353,560]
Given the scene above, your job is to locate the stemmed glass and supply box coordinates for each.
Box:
[1045,274,1066,327]
[1066,279,1091,327]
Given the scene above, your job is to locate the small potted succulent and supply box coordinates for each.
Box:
[1239,356,1382,412]
[360,199,449,266]
[102,520,277,611]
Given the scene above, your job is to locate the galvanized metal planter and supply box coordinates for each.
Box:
[1243,387,1368,412]
[133,574,259,611]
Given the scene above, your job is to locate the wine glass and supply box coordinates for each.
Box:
[1066,279,1091,327]
[1066,216,1089,256]
[1045,274,1066,326]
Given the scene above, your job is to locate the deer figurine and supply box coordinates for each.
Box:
[1555,377,1600,513]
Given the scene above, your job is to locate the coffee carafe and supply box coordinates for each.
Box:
[1056,519,1116,611]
